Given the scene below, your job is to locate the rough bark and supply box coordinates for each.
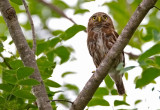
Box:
[70,0,158,110]
[0,0,52,110]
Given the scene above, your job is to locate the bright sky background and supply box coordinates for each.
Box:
[2,0,160,109]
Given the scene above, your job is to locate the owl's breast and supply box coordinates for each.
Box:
[96,32,109,56]
[87,30,111,67]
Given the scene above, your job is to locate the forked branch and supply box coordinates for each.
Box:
[22,0,37,54]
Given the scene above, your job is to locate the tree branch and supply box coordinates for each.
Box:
[154,6,160,11]
[124,52,139,60]
[0,0,52,110]
[70,0,158,110]
[48,99,73,104]
[37,0,77,25]
[22,0,36,54]
[0,54,12,69]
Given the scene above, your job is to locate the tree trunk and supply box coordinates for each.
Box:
[0,0,52,109]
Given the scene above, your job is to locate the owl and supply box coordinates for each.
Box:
[87,12,125,95]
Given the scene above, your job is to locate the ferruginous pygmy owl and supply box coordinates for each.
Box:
[87,12,125,95]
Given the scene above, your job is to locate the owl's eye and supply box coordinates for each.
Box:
[92,16,96,20]
[103,15,108,20]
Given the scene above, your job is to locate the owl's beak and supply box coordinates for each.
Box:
[98,16,101,22]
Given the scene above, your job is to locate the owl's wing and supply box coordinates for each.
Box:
[111,30,125,66]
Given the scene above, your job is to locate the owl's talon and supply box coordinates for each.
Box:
[92,70,95,73]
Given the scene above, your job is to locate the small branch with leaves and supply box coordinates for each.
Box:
[37,0,76,24]
[0,54,12,69]
[48,99,73,104]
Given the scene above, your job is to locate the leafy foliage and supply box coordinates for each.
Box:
[45,79,61,88]
[60,25,86,41]
[114,100,130,106]
[13,90,36,99]
[94,87,109,97]
[10,0,23,5]
[61,71,75,78]
[88,98,110,107]
[17,67,34,80]
[136,67,160,88]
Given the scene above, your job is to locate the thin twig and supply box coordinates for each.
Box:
[0,54,12,69]
[37,0,77,25]
[22,0,37,54]
[48,99,73,104]
[124,52,139,59]
[154,6,160,10]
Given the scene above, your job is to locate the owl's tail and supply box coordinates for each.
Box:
[116,80,125,95]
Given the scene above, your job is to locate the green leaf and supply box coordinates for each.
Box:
[153,29,160,41]
[141,26,153,41]
[135,100,142,105]
[3,70,17,84]
[125,73,128,80]
[155,56,160,66]
[18,79,40,86]
[120,66,136,74]
[37,57,55,68]
[64,84,79,94]
[0,42,4,52]
[54,46,70,64]
[9,60,24,69]
[17,67,34,80]
[0,84,14,92]
[114,100,130,106]
[136,67,160,88]
[24,104,37,109]
[116,63,135,74]
[10,0,22,5]
[52,0,69,10]
[47,91,63,97]
[0,96,5,105]
[37,41,49,55]
[74,9,89,14]
[45,80,61,88]
[37,57,55,79]
[52,30,64,36]
[46,50,54,62]
[116,62,124,71]
[104,75,114,89]
[61,71,75,78]
[60,25,86,41]
[0,36,7,41]
[111,89,118,95]
[88,98,110,107]
[13,90,36,99]
[139,43,160,61]
[49,37,61,47]
[94,87,109,97]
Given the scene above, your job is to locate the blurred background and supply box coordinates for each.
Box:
[0,0,160,109]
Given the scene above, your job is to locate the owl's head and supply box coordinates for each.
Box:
[88,12,114,32]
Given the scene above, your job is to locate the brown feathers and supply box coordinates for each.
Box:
[87,12,125,95]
